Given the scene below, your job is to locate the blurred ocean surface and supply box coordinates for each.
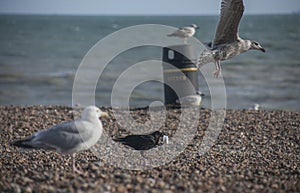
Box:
[0,15,299,110]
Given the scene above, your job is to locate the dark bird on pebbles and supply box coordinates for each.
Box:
[113,131,168,150]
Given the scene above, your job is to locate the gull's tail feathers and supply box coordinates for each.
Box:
[11,136,35,149]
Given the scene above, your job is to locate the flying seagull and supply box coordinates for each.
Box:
[199,0,265,77]
[113,131,168,150]
[168,24,199,44]
[12,106,108,173]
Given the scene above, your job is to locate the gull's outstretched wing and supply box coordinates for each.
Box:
[213,0,245,46]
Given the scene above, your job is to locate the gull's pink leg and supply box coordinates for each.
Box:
[72,153,82,174]
[214,60,222,78]
[184,38,187,44]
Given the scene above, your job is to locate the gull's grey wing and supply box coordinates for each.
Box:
[169,27,192,37]
[179,95,200,102]
[213,0,244,46]
[31,120,92,152]
[180,27,193,33]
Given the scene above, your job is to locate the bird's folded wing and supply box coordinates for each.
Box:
[180,27,193,33]
[213,0,244,46]
[114,135,157,150]
[32,121,92,151]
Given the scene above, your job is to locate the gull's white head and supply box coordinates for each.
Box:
[81,106,108,119]
[191,24,199,29]
[250,41,266,53]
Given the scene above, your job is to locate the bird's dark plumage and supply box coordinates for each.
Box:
[113,131,165,150]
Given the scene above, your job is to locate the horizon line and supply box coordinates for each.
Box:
[0,12,297,17]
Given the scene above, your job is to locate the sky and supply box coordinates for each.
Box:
[0,0,299,15]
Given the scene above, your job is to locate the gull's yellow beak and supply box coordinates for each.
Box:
[100,112,109,118]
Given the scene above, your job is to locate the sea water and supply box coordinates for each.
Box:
[0,15,299,110]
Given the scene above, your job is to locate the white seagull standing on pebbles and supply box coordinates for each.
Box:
[168,24,199,44]
[176,91,203,107]
[12,106,108,173]
[199,0,266,77]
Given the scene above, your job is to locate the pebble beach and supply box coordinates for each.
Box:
[0,105,299,193]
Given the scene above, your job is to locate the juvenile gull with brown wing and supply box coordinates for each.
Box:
[198,0,265,77]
